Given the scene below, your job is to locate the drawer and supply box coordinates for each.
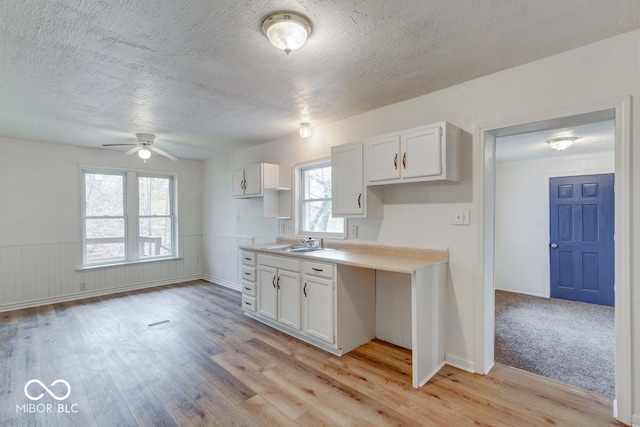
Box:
[242,281,256,297]
[242,266,256,282]
[303,261,334,279]
[242,295,256,312]
[241,251,256,266]
[258,254,301,271]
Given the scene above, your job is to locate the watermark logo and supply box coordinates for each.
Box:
[24,379,71,401]
[16,379,78,414]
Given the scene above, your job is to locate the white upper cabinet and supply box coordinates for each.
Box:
[232,163,284,198]
[365,122,461,185]
[367,134,402,182]
[331,142,383,218]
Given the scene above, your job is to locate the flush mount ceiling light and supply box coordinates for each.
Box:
[299,122,312,138]
[262,12,312,55]
[547,137,577,151]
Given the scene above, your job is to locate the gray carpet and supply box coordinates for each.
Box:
[495,290,614,398]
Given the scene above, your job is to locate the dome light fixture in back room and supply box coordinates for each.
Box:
[547,136,577,151]
[261,12,312,55]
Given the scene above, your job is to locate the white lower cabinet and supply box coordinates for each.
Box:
[257,255,302,330]
[303,261,335,344]
[244,252,376,356]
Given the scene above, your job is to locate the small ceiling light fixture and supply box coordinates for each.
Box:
[262,12,312,55]
[547,137,577,151]
[138,147,152,160]
[299,122,312,138]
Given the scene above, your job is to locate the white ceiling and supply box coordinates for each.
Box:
[1,1,639,160]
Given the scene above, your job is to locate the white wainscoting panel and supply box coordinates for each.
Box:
[202,235,254,291]
[0,235,202,312]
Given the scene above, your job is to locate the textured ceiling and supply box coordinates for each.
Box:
[1,1,639,159]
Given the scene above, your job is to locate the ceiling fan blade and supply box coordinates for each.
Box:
[102,143,138,147]
[150,145,178,161]
[124,146,142,155]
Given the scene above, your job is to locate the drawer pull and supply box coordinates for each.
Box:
[244,287,251,291]
[312,267,323,272]
[244,301,251,306]
[244,257,252,261]
[244,272,251,275]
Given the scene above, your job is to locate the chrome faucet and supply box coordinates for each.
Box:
[300,237,319,248]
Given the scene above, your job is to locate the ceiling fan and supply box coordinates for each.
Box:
[102,133,178,161]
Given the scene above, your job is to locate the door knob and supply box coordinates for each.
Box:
[550,243,558,248]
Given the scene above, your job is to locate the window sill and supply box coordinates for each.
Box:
[77,256,182,271]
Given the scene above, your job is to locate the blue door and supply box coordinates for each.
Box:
[549,174,614,306]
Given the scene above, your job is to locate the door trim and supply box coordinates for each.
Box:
[473,96,631,423]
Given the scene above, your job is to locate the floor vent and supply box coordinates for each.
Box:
[146,319,171,328]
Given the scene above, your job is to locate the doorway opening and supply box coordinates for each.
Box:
[475,97,632,422]
[493,118,615,397]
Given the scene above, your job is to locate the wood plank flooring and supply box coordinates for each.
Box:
[0,281,622,426]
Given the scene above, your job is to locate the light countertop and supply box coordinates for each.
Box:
[239,241,447,274]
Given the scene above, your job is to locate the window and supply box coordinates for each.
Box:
[298,161,345,237]
[82,168,176,266]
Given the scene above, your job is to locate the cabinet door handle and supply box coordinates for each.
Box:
[272,276,276,288]
[276,276,280,289]
[303,282,307,297]
[357,193,362,208]
[402,152,407,169]
[311,267,323,272]
[394,153,398,170]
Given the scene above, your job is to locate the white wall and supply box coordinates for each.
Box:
[495,152,615,297]
[203,30,640,423]
[0,137,203,310]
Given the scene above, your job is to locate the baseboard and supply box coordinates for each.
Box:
[494,288,546,298]
[0,274,202,313]
[201,274,241,292]
[445,353,476,373]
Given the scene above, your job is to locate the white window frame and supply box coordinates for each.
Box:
[295,159,346,238]
[80,166,178,267]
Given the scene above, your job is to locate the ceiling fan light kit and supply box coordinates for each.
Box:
[102,133,178,161]
[262,12,312,55]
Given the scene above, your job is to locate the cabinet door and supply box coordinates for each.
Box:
[258,265,277,320]
[243,164,262,196]
[332,143,364,216]
[367,135,401,182]
[232,169,246,196]
[303,276,334,344]
[277,269,301,330]
[401,126,442,179]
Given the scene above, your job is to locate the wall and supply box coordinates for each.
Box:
[0,137,203,311]
[495,151,614,297]
[203,30,640,423]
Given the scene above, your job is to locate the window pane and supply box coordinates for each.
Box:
[303,166,332,200]
[85,173,123,216]
[139,176,171,216]
[85,218,125,262]
[139,217,172,257]
[301,201,343,233]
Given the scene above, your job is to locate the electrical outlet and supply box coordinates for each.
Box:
[286,223,292,234]
[349,225,358,238]
[80,282,87,290]
[279,222,285,233]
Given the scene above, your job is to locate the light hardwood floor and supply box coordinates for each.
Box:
[0,281,622,426]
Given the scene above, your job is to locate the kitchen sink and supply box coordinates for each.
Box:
[262,245,330,253]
